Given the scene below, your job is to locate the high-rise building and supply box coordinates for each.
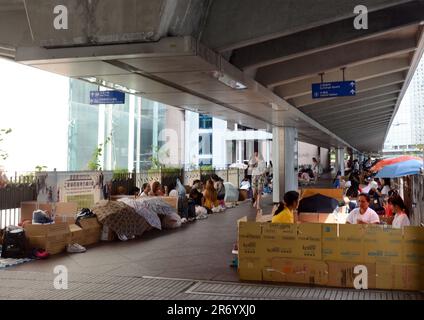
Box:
[384,58,424,155]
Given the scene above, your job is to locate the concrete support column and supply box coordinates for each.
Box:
[272,127,298,203]
[336,148,345,176]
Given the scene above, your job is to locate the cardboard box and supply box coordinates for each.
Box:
[78,218,102,246]
[296,223,322,260]
[69,224,84,244]
[20,201,78,223]
[261,223,297,266]
[376,263,424,291]
[393,264,424,291]
[238,256,263,281]
[262,258,328,286]
[337,225,364,263]
[322,224,339,261]
[20,202,51,222]
[327,261,376,289]
[376,263,395,290]
[24,223,71,255]
[402,226,424,265]
[298,213,319,223]
[363,225,403,264]
[238,189,248,201]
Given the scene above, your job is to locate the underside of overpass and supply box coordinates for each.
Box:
[1,0,424,154]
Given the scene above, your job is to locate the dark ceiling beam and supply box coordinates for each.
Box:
[231,1,424,70]
[290,72,405,108]
[274,57,410,99]
[298,84,402,110]
[304,93,399,117]
[315,102,396,121]
[255,31,417,88]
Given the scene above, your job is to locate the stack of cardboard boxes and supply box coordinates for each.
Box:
[21,202,102,255]
[238,220,424,291]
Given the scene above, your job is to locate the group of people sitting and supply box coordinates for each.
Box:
[137,175,228,223]
[270,189,410,229]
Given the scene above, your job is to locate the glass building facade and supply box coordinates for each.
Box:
[67,79,167,171]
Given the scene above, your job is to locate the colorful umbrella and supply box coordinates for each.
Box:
[371,156,423,172]
[375,159,423,178]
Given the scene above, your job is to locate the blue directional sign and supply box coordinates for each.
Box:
[90,91,125,105]
[312,81,356,99]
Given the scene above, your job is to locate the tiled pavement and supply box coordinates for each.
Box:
[0,195,423,300]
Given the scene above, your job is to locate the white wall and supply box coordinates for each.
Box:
[212,118,227,168]
[184,111,199,169]
[298,141,319,166]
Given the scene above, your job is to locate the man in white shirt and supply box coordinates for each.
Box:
[346,193,380,225]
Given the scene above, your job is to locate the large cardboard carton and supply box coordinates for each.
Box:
[363,225,403,264]
[262,258,328,286]
[238,256,263,281]
[393,264,424,291]
[238,221,264,281]
[78,218,102,246]
[337,224,364,263]
[322,224,339,261]
[376,263,424,291]
[376,263,395,290]
[298,213,319,223]
[402,226,424,265]
[327,261,376,289]
[69,224,84,244]
[295,223,322,260]
[20,202,51,222]
[261,223,297,267]
[20,201,78,224]
[24,223,71,255]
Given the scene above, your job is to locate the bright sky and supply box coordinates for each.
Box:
[0,58,69,174]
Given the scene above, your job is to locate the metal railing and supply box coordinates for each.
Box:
[0,167,246,228]
[0,172,37,229]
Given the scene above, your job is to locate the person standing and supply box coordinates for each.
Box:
[251,153,267,210]
[312,157,322,182]
[346,193,380,224]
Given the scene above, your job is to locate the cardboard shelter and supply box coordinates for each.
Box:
[238,220,424,291]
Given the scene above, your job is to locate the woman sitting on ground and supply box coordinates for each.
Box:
[203,179,222,213]
[149,181,164,197]
[272,191,300,224]
[212,174,226,207]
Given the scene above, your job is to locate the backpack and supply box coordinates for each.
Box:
[1,227,28,259]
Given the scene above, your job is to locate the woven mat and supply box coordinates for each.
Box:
[0,246,33,269]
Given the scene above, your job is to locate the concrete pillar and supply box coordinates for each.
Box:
[336,148,345,176]
[272,127,298,203]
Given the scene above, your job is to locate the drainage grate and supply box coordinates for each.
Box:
[0,271,423,300]
[185,281,424,300]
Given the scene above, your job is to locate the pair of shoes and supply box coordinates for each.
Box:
[181,217,188,224]
[67,243,86,253]
[32,248,49,259]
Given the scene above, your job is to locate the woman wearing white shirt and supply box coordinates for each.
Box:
[389,195,411,229]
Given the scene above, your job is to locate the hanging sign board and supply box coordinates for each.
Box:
[312,81,356,99]
[90,91,125,104]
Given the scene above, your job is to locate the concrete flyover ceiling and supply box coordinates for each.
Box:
[2,0,424,153]
[224,0,424,152]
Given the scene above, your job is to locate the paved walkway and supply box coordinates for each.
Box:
[0,196,422,300]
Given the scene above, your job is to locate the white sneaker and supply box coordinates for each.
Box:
[181,218,188,224]
[67,243,86,253]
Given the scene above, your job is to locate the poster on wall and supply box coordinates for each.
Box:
[36,171,113,209]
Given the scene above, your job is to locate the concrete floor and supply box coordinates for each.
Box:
[2,183,422,300]
[6,197,267,282]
